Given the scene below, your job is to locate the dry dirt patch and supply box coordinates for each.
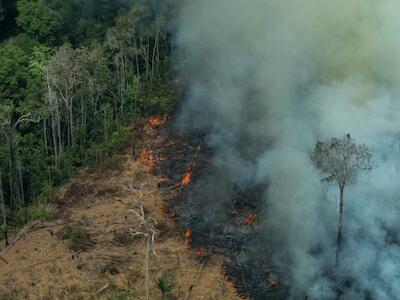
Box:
[0,122,241,300]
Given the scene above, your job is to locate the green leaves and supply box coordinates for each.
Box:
[16,0,62,44]
[29,45,54,79]
[156,272,176,297]
[0,0,177,239]
[311,134,373,187]
[0,44,29,101]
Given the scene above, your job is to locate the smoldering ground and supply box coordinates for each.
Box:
[175,0,400,299]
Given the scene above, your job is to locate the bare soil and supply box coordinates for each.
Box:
[0,121,241,300]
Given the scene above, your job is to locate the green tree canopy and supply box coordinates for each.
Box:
[16,0,62,44]
[0,43,30,103]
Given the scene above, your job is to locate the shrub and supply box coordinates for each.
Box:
[156,272,176,298]
[28,207,53,221]
[58,224,94,251]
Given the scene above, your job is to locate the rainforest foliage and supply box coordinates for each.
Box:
[0,0,178,237]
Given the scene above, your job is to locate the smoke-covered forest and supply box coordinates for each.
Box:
[1,1,400,299]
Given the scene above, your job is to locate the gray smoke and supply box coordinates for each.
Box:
[176,1,400,298]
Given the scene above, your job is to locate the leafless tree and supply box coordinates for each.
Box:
[311,134,373,267]
[125,183,158,300]
[48,44,88,147]
[31,55,63,165]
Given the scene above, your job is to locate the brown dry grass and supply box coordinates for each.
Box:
[0,125,241,300]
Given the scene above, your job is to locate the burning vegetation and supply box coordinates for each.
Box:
[222,267,249,299]
[139,115,285,299]
[181,170,192,186]
[140,147,158,171]
[185,227,192,249]
[243,212,257,227]
[148,115,169,127]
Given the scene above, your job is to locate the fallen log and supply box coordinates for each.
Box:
[0,221,40,257]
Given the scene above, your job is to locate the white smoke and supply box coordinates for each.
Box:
[176,0,400,298]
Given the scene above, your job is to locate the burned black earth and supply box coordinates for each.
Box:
[140,115,289,299]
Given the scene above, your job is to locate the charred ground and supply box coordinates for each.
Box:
[143,115,288,299]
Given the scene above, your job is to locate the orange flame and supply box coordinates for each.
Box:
[222,267,248,299]
[185,227,192,249]
[140,147,153,162]
[243,212,257,226]
[140,147,165,171]
[148,115,168,127]
[140,147,157,171]
[193,247,208,257]
[159,177,169,183]
[182,171,193,186]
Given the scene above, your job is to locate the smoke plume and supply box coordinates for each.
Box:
[176,1,400,298]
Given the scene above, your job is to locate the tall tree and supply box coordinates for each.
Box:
[16,0,62,44]
[0,108,40,210]
[29,45,63,164]
[48,44,88,147]
[0,0,176,236]
[0,170,8,246]
[311,134,373,268]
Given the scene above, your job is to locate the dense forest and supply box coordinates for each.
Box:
[0,0,178,243]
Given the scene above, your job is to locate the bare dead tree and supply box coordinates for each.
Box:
[311,134,373,268]
[0,112,41,129]
[125,183,158,300]
[31,55,64,165]
[48,45,88,147]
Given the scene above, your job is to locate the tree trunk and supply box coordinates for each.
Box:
[134,32,140,78]
[55,104,63,159]
[140,37,150,92]
[17,160,24,206]
[69,100,75,146]
[104,110,109,142]
[170,31,175,56]
[46,73,58,165]
[48,167,52,203]
[147,37,151,87]
[335,185,345,300]
[145,235,151,300]
[50,110,58,166]
[0,171,8,247]
[93,94,99,127]
[120,55,126,117]
[80,98,86,143]
[151,31,159,77]
[43,119,48,157]
[335,185,344,267]
[8,124,15,208]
